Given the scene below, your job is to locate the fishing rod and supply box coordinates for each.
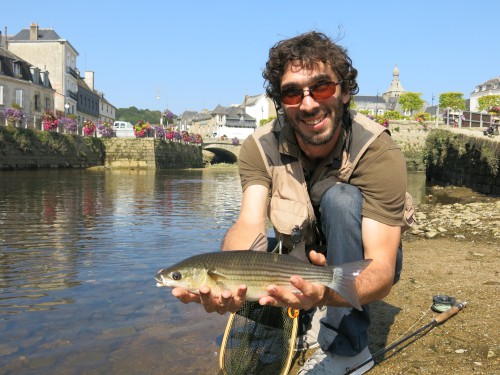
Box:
[344,301,468,375]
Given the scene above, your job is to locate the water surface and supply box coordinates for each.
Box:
[0,169,431,374]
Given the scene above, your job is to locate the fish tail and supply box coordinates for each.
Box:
[329,259,372,311]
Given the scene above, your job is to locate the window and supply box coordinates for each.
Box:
[16,89,23,107]
[13,63,21,77]
[0,86,4,105]
[45,97,50,110]
[35,94,40,111]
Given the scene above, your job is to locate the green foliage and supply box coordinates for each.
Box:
[37,131,72,155]
[439,92,466,111]
[116,106,169,125]
[414,112,431,121]
[398,92,424,114]
[477,95,500,112]
[479,142,499,176]
[424,129,499,176]
[0,127,35,153]
[385,110,403,120]
[260,117,275,126]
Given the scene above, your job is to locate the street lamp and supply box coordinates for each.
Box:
[64,103,70,114]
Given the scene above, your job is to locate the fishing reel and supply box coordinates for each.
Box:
[431,295,456,312]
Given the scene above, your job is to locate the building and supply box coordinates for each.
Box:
[96,91,116,124]
[8,23,115,126]
[77,75,100,124]
[8,23,79,117]
[241,94,277,125]
[354,65,417,115]
[470,77,500,112]
[190,105,256,139]
[176,110,198,132]
[0,46,55,126]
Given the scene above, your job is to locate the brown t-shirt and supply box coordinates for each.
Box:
[238,124,407,227]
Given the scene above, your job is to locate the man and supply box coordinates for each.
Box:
[174,31,412,374]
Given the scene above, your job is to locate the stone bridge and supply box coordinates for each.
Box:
[202,140,241,163]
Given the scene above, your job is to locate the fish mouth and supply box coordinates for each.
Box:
[155,270,166,286]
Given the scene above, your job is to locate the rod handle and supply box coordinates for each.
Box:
[434,301,467,324]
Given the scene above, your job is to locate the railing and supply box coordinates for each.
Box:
[460,111,495,128]
[66,66,81,79]
[1,114,202,144]
[66,90,78,101]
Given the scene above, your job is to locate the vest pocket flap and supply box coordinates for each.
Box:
[270,197,309,234]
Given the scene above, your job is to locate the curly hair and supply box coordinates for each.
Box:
[263,31,358,110]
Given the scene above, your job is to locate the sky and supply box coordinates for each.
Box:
[2,0,499,116]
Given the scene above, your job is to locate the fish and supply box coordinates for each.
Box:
[155,251,371,311]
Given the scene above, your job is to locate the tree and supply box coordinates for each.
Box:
[477,95,500,112]
[115,107,170,125]
[398,92,424,115]
[439,92,466,111]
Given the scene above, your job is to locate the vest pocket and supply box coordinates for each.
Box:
[270,197,309,234]
[270,164,310,234]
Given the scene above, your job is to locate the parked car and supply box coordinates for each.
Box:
[113,121,135,138]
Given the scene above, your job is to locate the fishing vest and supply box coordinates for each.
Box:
[250,110,415,252]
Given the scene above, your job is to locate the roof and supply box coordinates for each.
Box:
[10,28,62,41]
[8,26,79,55]
[242,94,265,106]
[354,95,386,104]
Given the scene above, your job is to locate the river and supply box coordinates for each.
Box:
[0,168,428,374]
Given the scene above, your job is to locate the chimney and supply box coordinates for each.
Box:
[30,23,39,41]
[84,71,95,91]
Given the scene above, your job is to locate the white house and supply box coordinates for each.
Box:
[469,77,500,112]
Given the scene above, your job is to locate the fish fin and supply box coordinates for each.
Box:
[329,259,372,311]
[288,242,309,262]
[207,270,228,281]
[248,233,268,251]
[207,270,232,294]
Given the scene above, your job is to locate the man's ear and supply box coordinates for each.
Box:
[342,92,350,105]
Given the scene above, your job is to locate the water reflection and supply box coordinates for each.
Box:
[0,168,426,374]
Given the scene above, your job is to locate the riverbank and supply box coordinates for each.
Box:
[289,184,500,374]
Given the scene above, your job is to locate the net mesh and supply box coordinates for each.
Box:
[220,301,297,375]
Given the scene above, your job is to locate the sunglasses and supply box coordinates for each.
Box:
[279,80,343,106]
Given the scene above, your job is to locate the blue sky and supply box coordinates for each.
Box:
[2,1,499,115]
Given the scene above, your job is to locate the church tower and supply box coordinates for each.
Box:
[383,65,405,102]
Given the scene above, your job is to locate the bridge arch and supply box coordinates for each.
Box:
[202,142,240,164]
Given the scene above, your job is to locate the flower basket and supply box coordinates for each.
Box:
[133,120,151,138]
[83,120,96,136]
[42,110,60,131]
[97,121,114,138]
[60,116,78,133]
[154,125,166,138]
[4,107,24,125]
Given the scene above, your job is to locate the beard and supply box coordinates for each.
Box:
[287,96,345,146]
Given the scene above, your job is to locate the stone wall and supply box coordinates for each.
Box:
[0,126,104,169]
[102,138,203,169]
[424,129,500,195]
[0,127,203,170]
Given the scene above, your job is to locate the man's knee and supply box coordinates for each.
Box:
[320,183,362,215]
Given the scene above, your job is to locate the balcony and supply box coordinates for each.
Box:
[66,90,78,101]
[66,66,81,80]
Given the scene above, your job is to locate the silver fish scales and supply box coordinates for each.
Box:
[155,250,371,310]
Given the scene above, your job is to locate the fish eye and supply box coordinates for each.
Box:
[171,271,182,281]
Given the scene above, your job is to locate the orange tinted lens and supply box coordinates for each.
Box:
[311,83,336,100]
[281,91,303,105]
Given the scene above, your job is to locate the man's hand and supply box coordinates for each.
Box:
[258,250,329,310]
[172,285,247,315]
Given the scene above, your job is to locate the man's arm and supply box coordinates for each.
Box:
[173,184,269,314]
[222,184,269,250]
[260,217,400,310]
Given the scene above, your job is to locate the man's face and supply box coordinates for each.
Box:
[280,61,350,146]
